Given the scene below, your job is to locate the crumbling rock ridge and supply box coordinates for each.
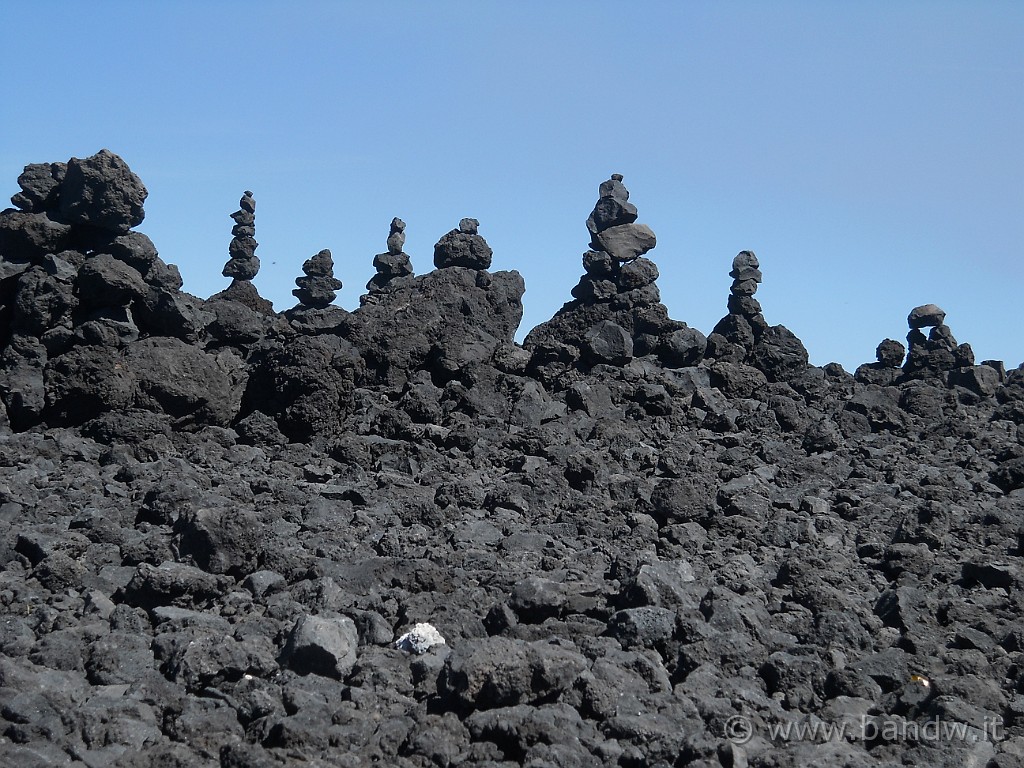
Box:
[0,152,1022,768]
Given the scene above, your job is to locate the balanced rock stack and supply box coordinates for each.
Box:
[904,303,973,376]
[706,251,809,381]
[293,249,342,309]
[212,191,274,314]
[709,251,768,356]
[433,217,492,270]
[572,174,659,305]
[365,217,414,298]
[223,191,259,282]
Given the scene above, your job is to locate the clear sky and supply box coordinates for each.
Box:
[2,2,1022,372]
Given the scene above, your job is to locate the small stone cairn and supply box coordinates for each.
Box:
[293,249,342,309]
[366,217,414,295]
[572,174,659,305]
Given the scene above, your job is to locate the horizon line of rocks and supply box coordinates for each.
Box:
[0,149,1011,381]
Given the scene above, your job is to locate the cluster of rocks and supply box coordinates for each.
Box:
[433,217,492,270]
[572,174,659,304]
[525,175,706,378]
[363,217,413,301]
[853,303,1003,398]
[2,152,1024,766]
[0,150,234,430]
[292,249,342,309]
[705,251,810,383]
[222,191,259,281]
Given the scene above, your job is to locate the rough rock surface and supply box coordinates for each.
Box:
[0,156,1022,767]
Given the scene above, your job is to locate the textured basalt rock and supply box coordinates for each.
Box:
[0,154,1021,768]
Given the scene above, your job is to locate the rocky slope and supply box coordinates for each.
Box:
[0,151,1022,767]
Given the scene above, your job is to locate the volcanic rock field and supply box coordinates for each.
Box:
[0,151,1022,767]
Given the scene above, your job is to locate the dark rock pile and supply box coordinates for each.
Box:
[364,217,414,301]
[292,249,342,309]
[1,154,1023,768]
[433,217,492,270]
[707,250,810,383]
[525,175,706,379]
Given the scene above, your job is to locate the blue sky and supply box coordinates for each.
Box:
[2,2,1021,371]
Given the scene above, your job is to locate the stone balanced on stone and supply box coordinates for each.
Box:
[223,191,260,281]
[710,251,769,352]
[904,303,974,375]
[433,217,493,270]
[292,249,343,309]
[366,217,414,294]
[572,174,659,304]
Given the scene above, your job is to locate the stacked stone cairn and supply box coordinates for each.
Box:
[525,175,709,375]
[433,217,492,269]
[709,250,767,359]
[213,191,274,314]
[706,251,809,381]
[224,191,259,282]
[364,217,414,301]
[572,174,659,305]
[293,249,342,309]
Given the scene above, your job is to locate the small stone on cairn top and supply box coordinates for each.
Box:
[223,191,260,281]
[366,217,414,296]
[293,249,343,309]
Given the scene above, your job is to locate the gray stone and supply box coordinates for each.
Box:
[433,229,492,269]
[908,303,946,329]
[59,149,147,233]
[583,320,633,365]
[281,614,358,679]
[659,326,707,368]
[876,338,906,367]
[11,162,65,212]
[595,223,656,262]
[77,254,148,308]
[617,256,659,291]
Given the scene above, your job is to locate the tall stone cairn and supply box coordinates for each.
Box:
[711,251,768,352]
[572,174,659,305]
[366,217,414,294]
[223,191,260,282]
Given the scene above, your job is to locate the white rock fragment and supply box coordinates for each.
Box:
[395,622,446,654]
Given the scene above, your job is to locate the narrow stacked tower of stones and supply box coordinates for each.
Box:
[293,249,343,309]
[572,174,659,304]
[223,191,259,283]
[365,217,414,299]
[710,250,768,355]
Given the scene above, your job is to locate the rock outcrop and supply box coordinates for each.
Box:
[526,175,704,380]
[0,153,1022,768]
